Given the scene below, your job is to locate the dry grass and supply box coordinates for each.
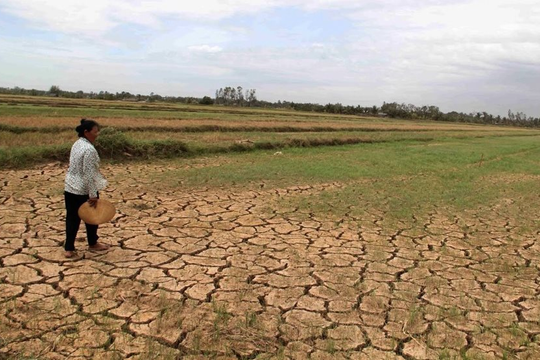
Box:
[0,128,534,150]
[0,114,529,132]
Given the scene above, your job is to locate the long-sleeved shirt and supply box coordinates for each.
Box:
[65,137,108,198]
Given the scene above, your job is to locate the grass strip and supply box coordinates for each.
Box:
[3,127,538,169]
[0,144,72,168]
[0,101,360,119]
[0,133,432,169]
[0,123,446,134]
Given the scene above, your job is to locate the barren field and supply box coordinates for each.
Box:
[1,96,540,359]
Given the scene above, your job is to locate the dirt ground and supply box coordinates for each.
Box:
[1,162,540,360]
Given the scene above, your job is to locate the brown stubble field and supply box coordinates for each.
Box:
[1,96,540,359]
[1,114,527,131]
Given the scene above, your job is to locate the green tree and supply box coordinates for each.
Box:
[49,85,61,97]
[199,96,214,105]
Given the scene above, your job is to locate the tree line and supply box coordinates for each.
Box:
[0,85,201,104]
[214,86,258,106]
[1,85,538,128]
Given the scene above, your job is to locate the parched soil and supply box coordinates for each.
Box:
[1,163,540,359]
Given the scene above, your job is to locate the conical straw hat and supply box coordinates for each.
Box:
[78,199,116,225]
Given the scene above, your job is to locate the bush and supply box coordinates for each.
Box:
[95,127,190,159]
[199,96,214,105]
[95,127,130,157]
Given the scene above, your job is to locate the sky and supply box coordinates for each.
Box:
[0,0,539,116]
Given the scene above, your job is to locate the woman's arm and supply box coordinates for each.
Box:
[82,149,100,202]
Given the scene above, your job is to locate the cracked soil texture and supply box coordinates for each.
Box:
[1,162,540,359]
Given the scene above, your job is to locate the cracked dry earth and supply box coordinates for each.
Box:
[1,162,540,360]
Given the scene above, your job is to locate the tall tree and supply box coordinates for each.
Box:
[49,85,61,97]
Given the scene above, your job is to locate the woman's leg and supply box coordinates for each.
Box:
[64,192,88,251]
[85,192,109,250]
[85,223,99,246]
[85,191,99,246]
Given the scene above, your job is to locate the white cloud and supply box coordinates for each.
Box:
[0,0,280,36]
[1,0,117,36]
[0,1,476,36]
[1,0,540,115]
[188,45,223,53]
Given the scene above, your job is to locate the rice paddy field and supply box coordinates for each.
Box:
[1,94,540,359]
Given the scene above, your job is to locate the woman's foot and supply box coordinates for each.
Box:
[65,250,78,258]
[89,243,110,251]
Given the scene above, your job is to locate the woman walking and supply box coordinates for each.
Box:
[64,119,110,258]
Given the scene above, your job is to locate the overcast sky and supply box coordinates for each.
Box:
[0,0,539,116]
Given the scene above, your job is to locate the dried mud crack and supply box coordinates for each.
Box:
[1,162,540,359]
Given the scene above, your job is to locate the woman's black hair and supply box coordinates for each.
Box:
[75,119,100,137]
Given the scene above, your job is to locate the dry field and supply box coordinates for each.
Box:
[1,114,524,131]
[1,96,540,359]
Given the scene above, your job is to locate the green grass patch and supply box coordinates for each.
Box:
[0,144,72,168]
[3,125,537,168]
[150,135,540,225]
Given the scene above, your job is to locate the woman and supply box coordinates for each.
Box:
[64,119,110,258]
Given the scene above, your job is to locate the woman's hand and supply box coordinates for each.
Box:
[88,198,98,208]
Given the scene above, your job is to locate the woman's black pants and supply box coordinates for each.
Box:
[64,191,99,251]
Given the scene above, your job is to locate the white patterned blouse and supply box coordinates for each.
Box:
[64,137,108,198]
